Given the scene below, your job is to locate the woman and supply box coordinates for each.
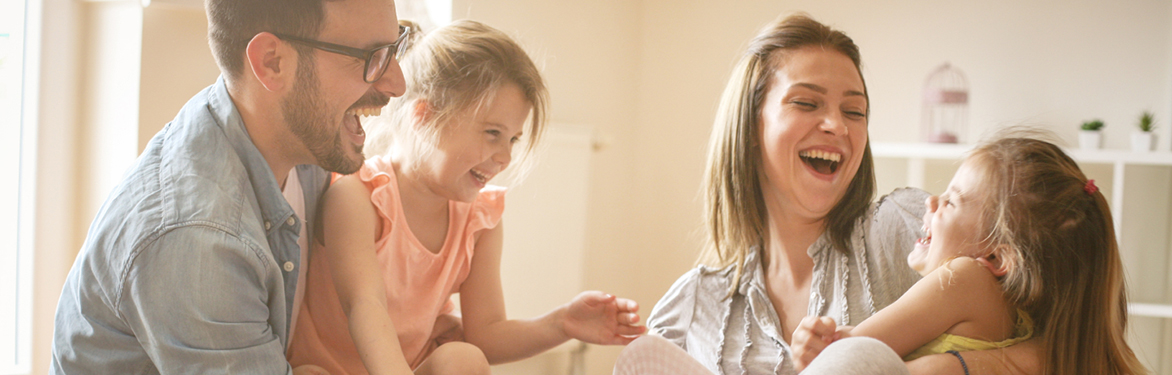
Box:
[645,14,1039,374]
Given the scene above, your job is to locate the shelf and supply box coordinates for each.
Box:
[1129,303,1172,319]
[871,142,1172,166]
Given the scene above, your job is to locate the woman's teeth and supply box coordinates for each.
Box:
[799,149,842,162]
[345,107,383,117]
[799,150,842,174]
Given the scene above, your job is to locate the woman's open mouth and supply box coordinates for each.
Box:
[799,149,842,175]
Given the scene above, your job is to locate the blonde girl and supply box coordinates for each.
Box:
[794,136,1147,375]
[288,20,645,375]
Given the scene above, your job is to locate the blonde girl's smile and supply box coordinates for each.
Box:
[421,82,531,203]
[907,161,992,275]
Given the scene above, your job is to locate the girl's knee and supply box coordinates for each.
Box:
[425,342,490,375]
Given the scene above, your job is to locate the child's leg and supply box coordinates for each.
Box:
[413,342,490,375]
[801,337,910,375]
[613,335,713,375]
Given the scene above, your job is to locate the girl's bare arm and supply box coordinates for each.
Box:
[321,176,414,375]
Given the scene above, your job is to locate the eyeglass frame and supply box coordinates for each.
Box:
[273,25,411,83]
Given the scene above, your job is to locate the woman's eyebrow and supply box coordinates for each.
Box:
[793,82,827,93]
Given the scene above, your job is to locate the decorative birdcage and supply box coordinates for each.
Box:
[921,63,969,143]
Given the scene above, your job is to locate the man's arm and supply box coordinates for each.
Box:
[119,226,295,374]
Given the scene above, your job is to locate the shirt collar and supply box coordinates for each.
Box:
[206,76,295,231]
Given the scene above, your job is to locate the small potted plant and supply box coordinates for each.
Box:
[1132,111,1157,152]
[1080,119,1105,150]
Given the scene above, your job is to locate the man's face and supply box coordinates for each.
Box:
[281,57,365,174]
[281,0,405,174]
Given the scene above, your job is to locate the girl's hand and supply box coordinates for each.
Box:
[791,316,844,372]
[560,291,647,345]
[430,312,464,346]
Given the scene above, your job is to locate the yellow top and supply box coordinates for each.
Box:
[903,309,1034,361]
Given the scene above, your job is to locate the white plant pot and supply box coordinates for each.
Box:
[1079,130,1103,150]
[1131,132,1157,152]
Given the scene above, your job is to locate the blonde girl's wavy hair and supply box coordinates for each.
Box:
[968,135,1145,375]
[365,19,548,183]
[697,13,874,287]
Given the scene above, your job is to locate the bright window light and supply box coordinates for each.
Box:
[1,0,33,372]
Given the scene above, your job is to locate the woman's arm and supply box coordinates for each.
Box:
[459,222,645,364]
[320,176,414,375]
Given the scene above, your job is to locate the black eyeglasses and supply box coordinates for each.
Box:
[274,25,411,83]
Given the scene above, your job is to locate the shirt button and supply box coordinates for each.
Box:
[286,217,296,226]
[283,261,295,272]
[264,221,272,230]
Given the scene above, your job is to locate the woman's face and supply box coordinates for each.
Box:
[758,46,868,222]
[907,160,992,275]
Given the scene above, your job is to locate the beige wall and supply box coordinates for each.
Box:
[29,1,1172,374]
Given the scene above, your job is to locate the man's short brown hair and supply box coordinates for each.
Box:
[206,0,332,83]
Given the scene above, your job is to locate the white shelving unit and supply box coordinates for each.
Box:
[872,141,1172,318]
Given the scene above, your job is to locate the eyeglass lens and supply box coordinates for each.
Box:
[364,47,392,83]
[363,32,411,83]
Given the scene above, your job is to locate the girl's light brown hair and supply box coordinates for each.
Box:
[969,135,1145,374]
[366,19,548,180]
[698,13,874,286]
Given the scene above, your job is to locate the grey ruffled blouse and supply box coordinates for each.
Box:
[647,188,929,375]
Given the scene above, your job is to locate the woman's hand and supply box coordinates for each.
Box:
[560,291,647,345]
[791,316,849,371]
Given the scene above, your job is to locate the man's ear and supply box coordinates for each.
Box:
[245,32,295,92]
[976,245,1013,277]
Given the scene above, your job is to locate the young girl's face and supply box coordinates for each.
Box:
[421,82,532,203]
[907,160,994,276]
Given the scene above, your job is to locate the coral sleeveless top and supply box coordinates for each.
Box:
[287,155,505,374]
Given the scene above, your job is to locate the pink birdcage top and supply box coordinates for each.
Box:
[923,63,968,104]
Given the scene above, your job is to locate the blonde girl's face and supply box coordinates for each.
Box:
[907,160,994,276]
[757,46,869,222]
[420,82,531,203]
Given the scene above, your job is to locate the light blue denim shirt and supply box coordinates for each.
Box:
[51,77,329,374]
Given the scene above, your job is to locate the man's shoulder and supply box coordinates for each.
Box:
[91,99,265,262]
[149,107,259,230]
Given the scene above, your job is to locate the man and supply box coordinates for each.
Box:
[50,0,406,372]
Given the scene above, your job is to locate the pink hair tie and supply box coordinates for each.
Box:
[1084,179,1098,195]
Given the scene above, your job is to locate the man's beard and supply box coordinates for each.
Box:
[281,55,364,175]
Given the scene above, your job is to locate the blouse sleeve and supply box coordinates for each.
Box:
[867,187,930,309]
[646,268,703,350]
